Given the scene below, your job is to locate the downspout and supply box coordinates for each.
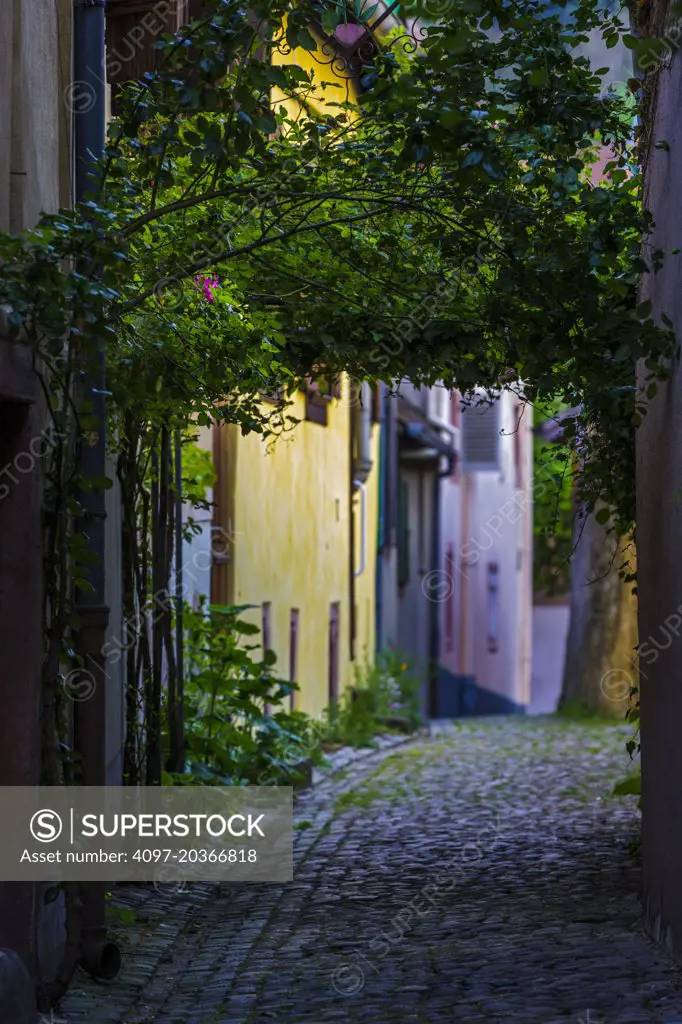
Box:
[349,380,374,663]
[375,383,385,654]
[459,474,471,676]
[356,381,373,484]
[72,0,121,981]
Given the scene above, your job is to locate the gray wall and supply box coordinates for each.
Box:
[0,0,72,234]
[0,3,73,1015]
[396,466,435,716]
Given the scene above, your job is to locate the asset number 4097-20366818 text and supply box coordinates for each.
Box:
[132,848,257,864]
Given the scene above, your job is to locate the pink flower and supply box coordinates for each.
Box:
[195,274,219,303]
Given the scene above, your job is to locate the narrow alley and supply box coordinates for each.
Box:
[60,718,682,1024]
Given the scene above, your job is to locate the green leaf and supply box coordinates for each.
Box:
[613,773,641,797]
[297,27,318,52]
[462,149,484,168]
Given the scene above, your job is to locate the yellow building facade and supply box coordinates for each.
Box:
[205,23,384,717]
[211,380,380,718]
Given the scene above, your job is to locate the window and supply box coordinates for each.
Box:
[486,564,499,654]
[106,1,189,108]
[302,371,341,426]
[289,609,299,709]
[260,386,285,405]
[328,603,340,704]
[461,398,501,472]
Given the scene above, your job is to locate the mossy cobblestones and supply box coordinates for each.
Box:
[61,718,682,1024]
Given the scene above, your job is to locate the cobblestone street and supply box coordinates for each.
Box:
[62,718,682,1024]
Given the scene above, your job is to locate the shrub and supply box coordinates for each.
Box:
[163,598,318,786]
[319,650,422,749]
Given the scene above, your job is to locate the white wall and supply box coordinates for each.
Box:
[530,603,570,714]
[459,390,533,710]
[179,425,214,609]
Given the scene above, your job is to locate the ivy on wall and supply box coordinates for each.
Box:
[0,0,675,787]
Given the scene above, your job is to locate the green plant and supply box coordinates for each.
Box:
[162,597,316,786]
[613,769,642,810]
[334,784,385,812]
[533,401,575,597]
[1,0,673,798]
[319,650,422,748]
[556,699,625,724]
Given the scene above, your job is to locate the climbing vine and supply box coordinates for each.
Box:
[0,0,676,789]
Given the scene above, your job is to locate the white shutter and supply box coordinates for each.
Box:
[460,399,501,472]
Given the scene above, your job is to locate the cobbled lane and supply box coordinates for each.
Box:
[62,717,682,1024]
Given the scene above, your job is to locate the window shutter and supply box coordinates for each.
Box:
[106,0,189,105]
[460,400,501,472]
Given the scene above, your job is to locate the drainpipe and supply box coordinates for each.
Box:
[73,0,121,982]
[355,382,373,485]
[375,383,385,653]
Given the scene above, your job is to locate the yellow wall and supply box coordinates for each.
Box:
[208,28,379,718]
[271,20,361,122]
[218,378,379,718]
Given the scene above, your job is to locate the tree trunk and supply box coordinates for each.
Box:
[560,506,637,717]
